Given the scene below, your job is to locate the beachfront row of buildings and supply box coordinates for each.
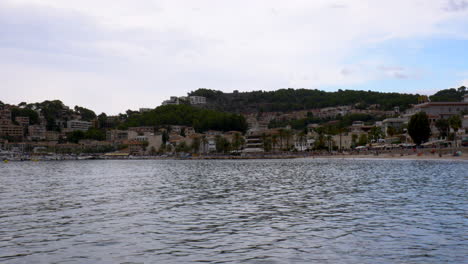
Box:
[1,94,468,155]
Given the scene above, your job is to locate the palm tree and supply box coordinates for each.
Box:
[201,135,208,153]
[449,115,462,146]
[278,129,286,150]
[232,132,244,151]
[326,135,333,152]
[284,129,293,151]
[271,134,279,152]
[191,136,201,153]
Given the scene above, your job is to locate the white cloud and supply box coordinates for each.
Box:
[1,0,468,112]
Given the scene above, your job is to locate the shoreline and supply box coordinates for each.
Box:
[3,152,467,162]
[309,153,468,161]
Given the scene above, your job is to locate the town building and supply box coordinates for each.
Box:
[162,96,206,106]
[104,116,120,128]
[243,133,263,152]
[15,116,30,127]
[188,96,207,105]
[204,130,223,136]
[349,121,373,134]
[382,118,407,136]
[28,125,46,140]
[128,126,154,134]
[162,96,181,105]
[404,95,468,120]
[106,130,130,141]
[66,120,92,132]
[0,123,24,138]
[0,109,12,120]
[139,108,152,113]
[45,131,61,141]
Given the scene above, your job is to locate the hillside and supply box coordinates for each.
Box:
[121,105,248,133]
[429,86,466,102]
[189,88,421,113]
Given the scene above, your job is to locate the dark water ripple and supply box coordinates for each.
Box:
[0,159,467,263]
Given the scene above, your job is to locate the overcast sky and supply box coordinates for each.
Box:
[1,0,468,114]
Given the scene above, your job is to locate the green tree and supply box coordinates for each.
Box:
[201,135,208,153]
[74,106,97,121]
[231,133,245,151]
[369,126,383,142]
[314,132,326,150]
[435,119,449,138]
[11,107,39,124]
[97,113,107,128]
[162,130,169,145]
[271,134,279,152]
[261,133,272,152]
[351,134,358,148]
[84,128,106,141]
[448,115,462,132]
[386,126,396,137]
[175,142,190,153]
[67,130,86,143]
[408,112,431,145]
[358,134,368,146]
[121,105,248,133]
[215,135,231,153]
[429,86,466,102]
[191,137,201,153]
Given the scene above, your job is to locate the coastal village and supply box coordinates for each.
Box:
[1,90,468,160]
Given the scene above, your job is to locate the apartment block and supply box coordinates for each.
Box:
[15,116,30,127]
[0,123,24,138]
[66,120,92,132]
[28,125,46,140]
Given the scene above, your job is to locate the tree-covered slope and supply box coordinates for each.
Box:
[121,104,248,132]
[189,88,420,113]
[429,86,466,102]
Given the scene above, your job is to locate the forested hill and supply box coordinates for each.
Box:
[121,105,248,133]
[429,86,466,102]
[188,88,420,113]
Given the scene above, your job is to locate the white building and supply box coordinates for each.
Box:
[382,118,407,136]
[162,96,207,106]
[139,108,152,113]
[162,96,180,105]
[66,120,92,131]
[405,95,468,120]
[189,96,207,105]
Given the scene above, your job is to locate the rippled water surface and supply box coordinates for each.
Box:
[1,159,467,263]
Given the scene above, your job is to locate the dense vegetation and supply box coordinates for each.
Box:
[25,100,74,131]
[66,128,106,143]
[189,88,420,113]
[120,105,248,133]
[269,113,386,131]
[408,112,431,145]
[429,86,466,102]
[73,106,96,121]
[11,107,39,124]
[5,100,97,131]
